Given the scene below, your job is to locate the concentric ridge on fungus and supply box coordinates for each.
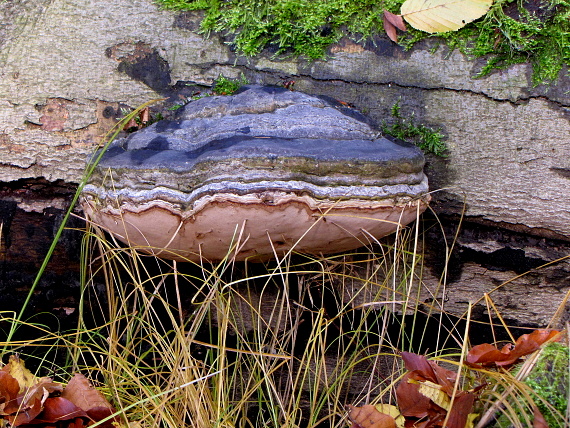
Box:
[80,85,430,261]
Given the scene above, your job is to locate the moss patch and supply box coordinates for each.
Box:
[495,343,569,427]
[158,0,569,84]
[382,101,447,157]
[426,0,570,84]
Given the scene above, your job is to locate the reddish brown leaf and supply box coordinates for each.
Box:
[446,392,475,428]
[123,117,138,130]
[401,352,437,381]
[503,329,562,366]
[533,405,549,428]
[61,374,118,427]
[466,343,511,367]
[347,405,397,428]
[0,371,21,406]
[430,361,457,395]
[1,355,38,391]
[396,373,432,419]
[6,395,44,426]
[400,352,457,395]
[31,397,88,423]
[139,107,150,124]
[3,377,62,425]
[384,10,407,31]
[467,330,561,368]
[383,10,407,43]
[383,17,398,43]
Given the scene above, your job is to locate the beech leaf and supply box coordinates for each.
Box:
[2,355,39,391]
[418,380,450,410]
[533,405,548,428]
[446,392,476,428]
[467,329,561,368]
[383,10,407,42]
[61,373,118,427]
[8,395,44,426]
[400,0,493,33]
[395,373,431,418]
[0,371,21,408]
[400,352,436,379]
[347,404,398,428]
[374,404,405,427]
[29,396,88,423]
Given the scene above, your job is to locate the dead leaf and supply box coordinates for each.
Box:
[465,343,512,367]
[61,373,118,427]
[374,404,405,427]
[417,380,450,410]
[401,352,456,393]
[446,392,476,428]
[27,396,88,423]
[467,329,561,368]
[123,117,138,130]
[3,377,63,425]
[139,107,150,125]
[7,394,44,426]
[0,371,21,407]
[401,352,436,378]
[505,330,561,364]
[400,0,493,33]
[533,405,548,428]
[383,10,407,42]
[2,355,39,391]
[395,373,432,419]
[396,353,481,427]
[430,360,457,395]
[348,404,398,428]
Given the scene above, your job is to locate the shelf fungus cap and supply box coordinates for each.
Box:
[80,85,430,261]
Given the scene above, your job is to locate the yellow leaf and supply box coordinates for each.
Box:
[374,404,406,428]
[400,0,493,33]
[1,355,39,391]
[466,412,478,428]
[417,380,451,410]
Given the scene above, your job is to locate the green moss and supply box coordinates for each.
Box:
[433,0,570,85]
[213,72,249,95]
[495,343,569,427]
[524,343,569,427]
[159,0,385,57]
[158,0,570,84]
[382,101,447,157]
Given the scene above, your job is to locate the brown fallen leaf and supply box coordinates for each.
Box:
[139,107,150,125]
[61,373,119,427]
[397,353,481,427]
[446,392,475,428]
[401,352,436,377]
[25,396,88,424]
[383,10,407,42]
[3,377,63,426]
[10,397,44,426]
[533,405,548,428]
[347,404,398,428]
[401,352,456,394]
[467,329,561,368]
[1,355,39,391]
[395,373,432,419]
[0,371,20,407]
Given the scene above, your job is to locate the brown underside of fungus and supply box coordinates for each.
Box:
[80,85,430,261]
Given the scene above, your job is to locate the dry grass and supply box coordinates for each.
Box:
[0,211,568,427]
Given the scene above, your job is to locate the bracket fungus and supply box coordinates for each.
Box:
[80,85,430,261]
